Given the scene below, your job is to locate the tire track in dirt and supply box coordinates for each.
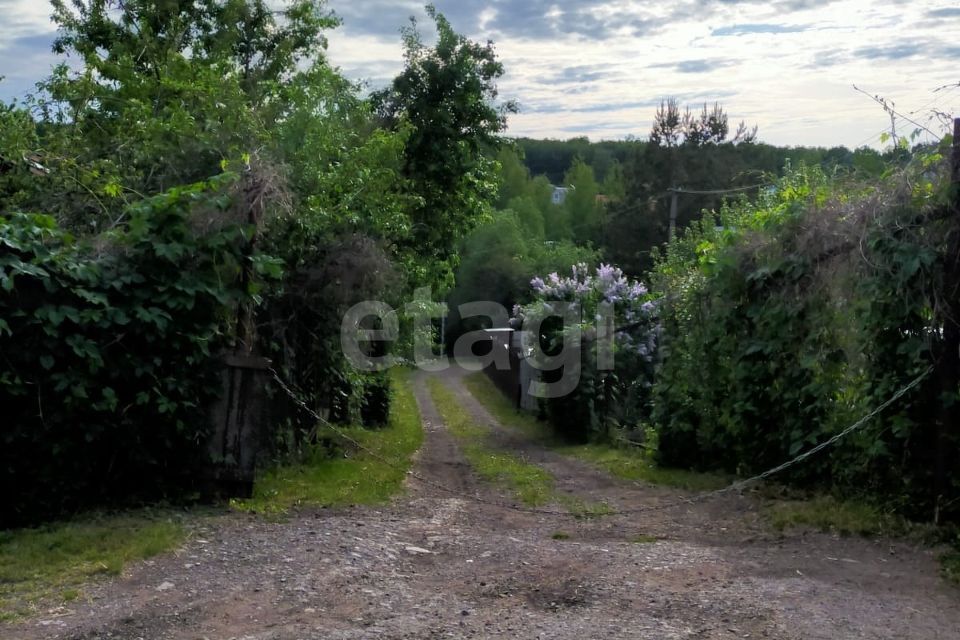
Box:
[3,367,957,639]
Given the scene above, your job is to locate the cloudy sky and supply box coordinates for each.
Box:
[1,0,958,148]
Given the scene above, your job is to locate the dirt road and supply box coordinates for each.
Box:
[6,368,959,639]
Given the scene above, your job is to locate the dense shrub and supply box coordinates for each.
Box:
[651,158,960,521]
[0,176,254,525]
[513,263,659,442]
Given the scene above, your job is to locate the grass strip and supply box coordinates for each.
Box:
[232,367,424,516]
[765,495,910,536]
[0,512,183,621]
[428,377,554,506]
[462,372,726,491]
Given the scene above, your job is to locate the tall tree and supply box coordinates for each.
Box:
[563,157,600,244]
[649,99,682,148]
[18,1,338,228]
[372,5,516,290]
[496,145,531,208]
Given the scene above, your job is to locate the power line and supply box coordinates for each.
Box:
[667,183,769,195]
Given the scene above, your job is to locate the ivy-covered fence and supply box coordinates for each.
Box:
[0,175,266,526]
[0,168,405,527]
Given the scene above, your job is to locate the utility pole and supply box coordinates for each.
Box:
[953,117,960,187]
[668,189,678,241]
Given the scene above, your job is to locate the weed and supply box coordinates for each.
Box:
[0,512,183,620]
[766,496,906,536]
[941,549,960,586]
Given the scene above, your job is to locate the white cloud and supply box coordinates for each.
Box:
[0,0,57,43]
[323,0,960,147]
[1,0,957,147]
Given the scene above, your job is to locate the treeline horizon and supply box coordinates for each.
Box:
[507,135,897,187]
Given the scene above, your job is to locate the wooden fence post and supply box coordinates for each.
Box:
[205,354,272,498]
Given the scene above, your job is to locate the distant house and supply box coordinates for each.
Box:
[551,185,570,205]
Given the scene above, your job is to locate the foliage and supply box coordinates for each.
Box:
[3,1,337,230]
[0,175,260,524]
[515,137,634,185]
[942,547,960,586]
[372,5,516,291]
[444,207,598,347]
[0,1,520,526]
[563,157,602,244]
[650,152,960,521]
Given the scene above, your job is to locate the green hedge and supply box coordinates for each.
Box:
[651,161,959,521]
[0,176,252,526]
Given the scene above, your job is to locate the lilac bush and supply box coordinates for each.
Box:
[514,263,659,363]
[513,263,661,441]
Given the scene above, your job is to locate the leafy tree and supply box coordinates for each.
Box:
[529,175,556,216]
[542,198,573,242]
[852,146,886,176]
[445,210,597,346]
[563,157,601,243]
[1,1,534,524]
[597,100,764,273]
[506,196,545,239]
[516,137,633,184]
[496,146,531,207]
[9,0,338,229]
[50,0,336,106]
[372,5,516,291]
[602,161,626,202]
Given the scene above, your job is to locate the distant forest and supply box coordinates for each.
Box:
[513,135,884,185]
